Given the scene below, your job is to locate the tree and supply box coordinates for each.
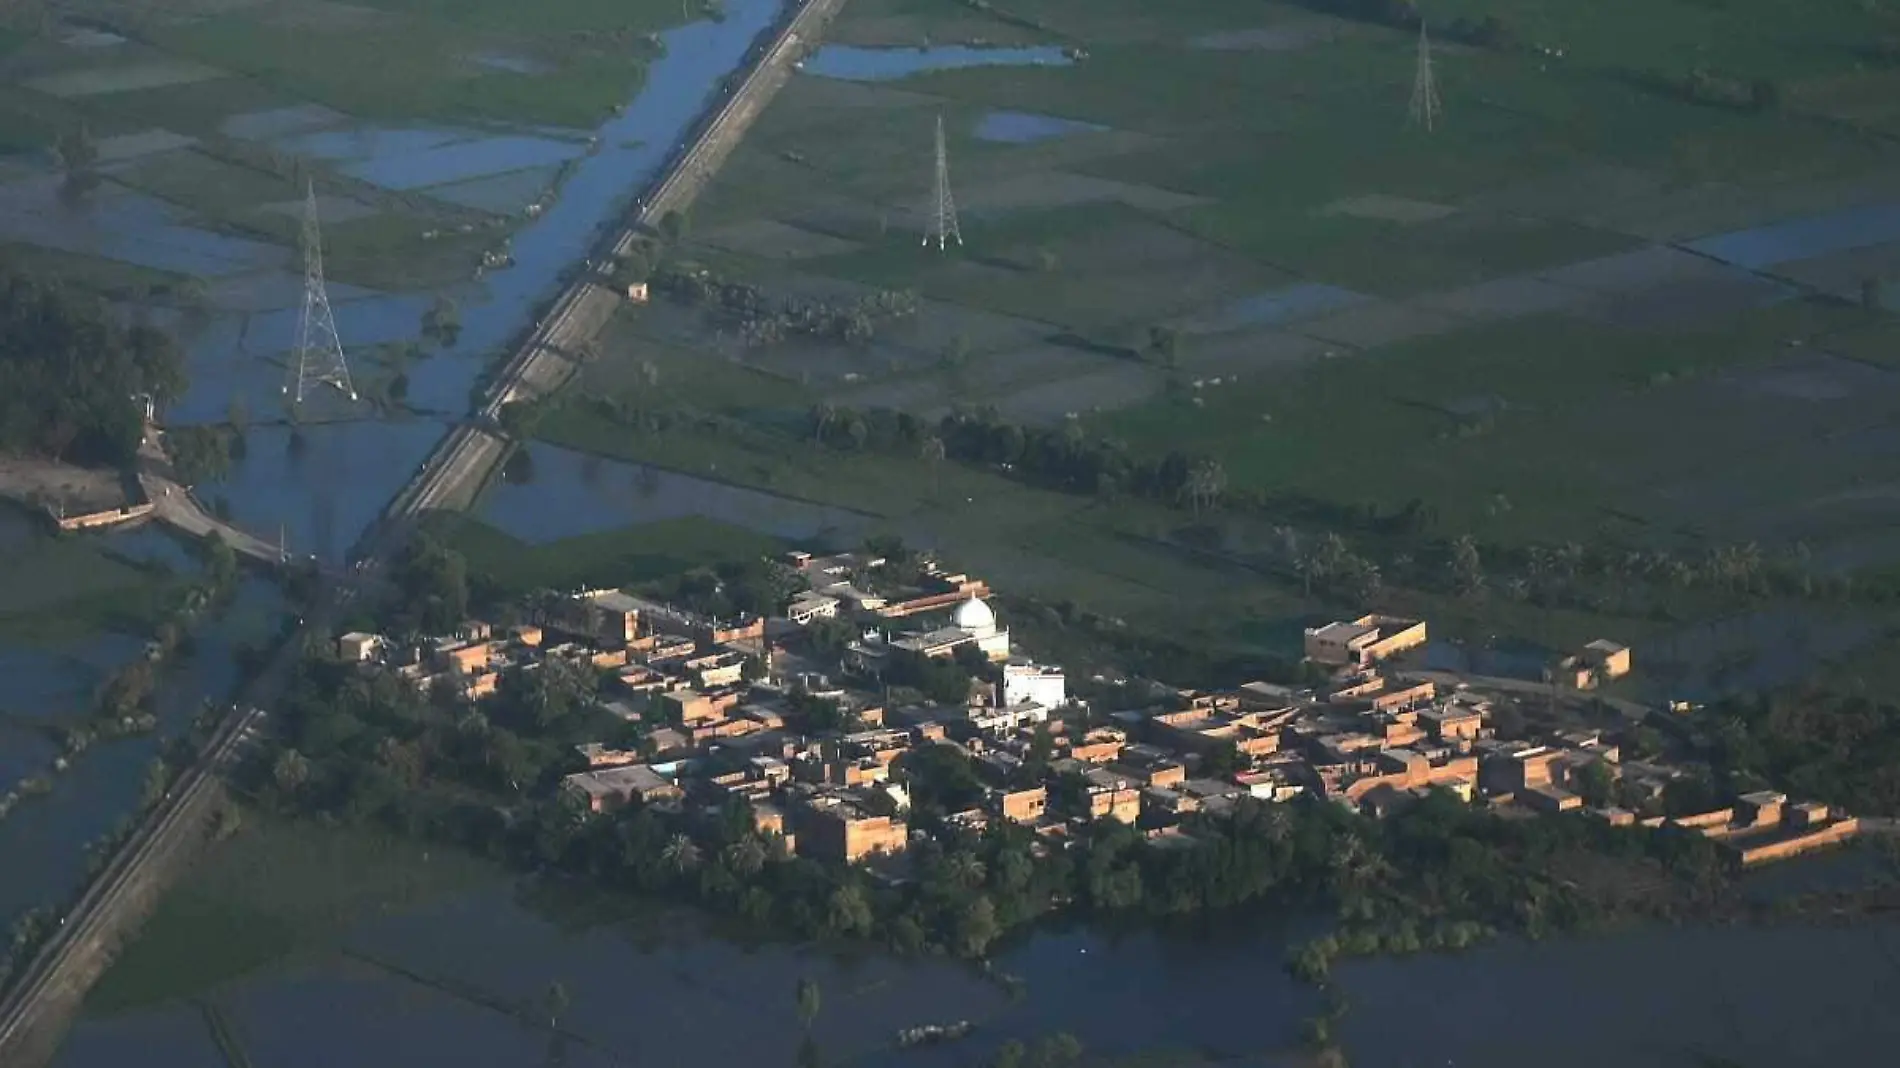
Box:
[1450,534,1486,597]
[53,124,98,194]
[662,833,701,874]
[271,748,312,796]
[1575,759,1613,808]
[809,402,835,444]
[920,433,946,491]
[955,894,1000,957]
[725,836,767,877]
[794,976,821,1031]
[1182,457,1225,516]
[1147,325,1180,368]
[541,980,570,1029]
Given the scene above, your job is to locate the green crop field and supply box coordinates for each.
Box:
[426,512,786,599]
[549,0,1900,695]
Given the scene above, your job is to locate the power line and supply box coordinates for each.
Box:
[923,112,962,251]
[1409,22,1442,133]
[285,181,357,406]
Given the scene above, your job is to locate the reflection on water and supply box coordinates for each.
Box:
[0,176,288,277]
[190,420,449,565]
[799,44,1073,82]
[1182,283,1368,333]
[0,576,285,926]
[0,636,149,723]
[478,443,872,545]
[1687,200,1900,270]
[973,109,1104,144]
[1639,608,1880,704]
[168,0,791,563]
[1338,922,1900,1068]
[59,882,1318,1068]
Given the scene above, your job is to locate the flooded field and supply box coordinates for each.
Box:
[167,0,792,561]
[478,444,872,546]
[58,854,1900,1068]
[972,110,1105,144]
[0,572,285,926]
[798,44,1073,82]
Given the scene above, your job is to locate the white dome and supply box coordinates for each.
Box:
[952,596,996,632]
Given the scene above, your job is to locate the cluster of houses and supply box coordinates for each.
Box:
[334,553,1860,869]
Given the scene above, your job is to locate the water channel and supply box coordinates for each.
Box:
[169,0,791,566]
[50,864,1900,1068]
[0,0,794,964]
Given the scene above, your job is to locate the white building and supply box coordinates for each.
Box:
[786,591,840,625]
[890,596,1010,662]
[1003,662,1065,710]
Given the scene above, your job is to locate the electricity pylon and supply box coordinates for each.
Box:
[1409,22,1442,132]
[285,181,356,405]
[923,112,961,251]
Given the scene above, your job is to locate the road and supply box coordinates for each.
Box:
[141,474,290,568]
[0,2,848,1063]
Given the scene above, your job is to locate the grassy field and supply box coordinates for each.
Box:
[0,509,177,643]
[426,512,786,599]
[87,816,494,1013]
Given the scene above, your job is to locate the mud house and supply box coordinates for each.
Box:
[1303,614,1428,667]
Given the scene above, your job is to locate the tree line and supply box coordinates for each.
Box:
[246,637,1751,975]
[0,266,187,466]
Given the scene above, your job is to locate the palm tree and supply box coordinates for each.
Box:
[271,748,311,795]
[725,836,767,877]
[662,833,700,874]
[942,851,986,889]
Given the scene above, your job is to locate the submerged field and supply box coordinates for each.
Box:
[0,0,691,297]
[538,0,1900,692]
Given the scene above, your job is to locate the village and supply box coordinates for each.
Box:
[334,550,1862,872]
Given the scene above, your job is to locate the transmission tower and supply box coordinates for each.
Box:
[285,181,356,405]
[923,112,961,251]
[1409,22,1442,132]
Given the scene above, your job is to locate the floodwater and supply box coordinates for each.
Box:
[57,881,1318,1068]
[1636,608,1882,704]
[55,866,1900,1068]
[175,0,793,565]
[1182,283,1369,333]
[1337,922,1900,1068]
[798,44,1073,82]
[972,109,1104,144]
[0,636,149,724]
[0,176,288,277]
[477,443,872,545]
[1686,200,1900,270]
[0,573,285,925]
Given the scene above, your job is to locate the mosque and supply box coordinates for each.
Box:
[887,595,1011,662]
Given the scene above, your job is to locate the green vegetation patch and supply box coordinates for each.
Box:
[1096,299,1870,544]
[0,243,187,301]
[87,816,494,1013]
[136,0,678,127]
[424,512,784,600]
